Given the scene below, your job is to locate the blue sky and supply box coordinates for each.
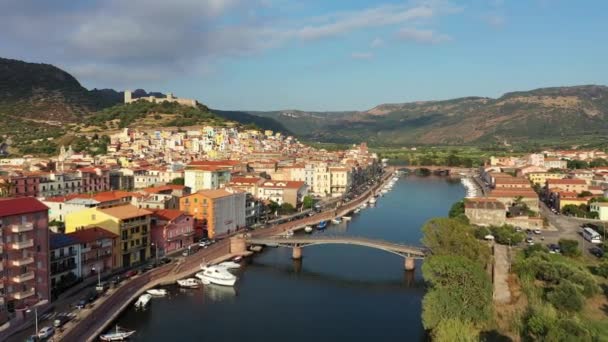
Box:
[1,0,607,111]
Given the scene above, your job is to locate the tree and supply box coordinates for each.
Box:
[474,226,491,240]
[547,280,585,312]
[170,177,185,185]
[421,255,493,330]
[567,160,589,169]
[594,262,608,278]
[561,204,588,218]
[267,201,280,215]
[432,318,478,342]
[448,200,465,218]
[279,202,295,215]
[558,239,581,257]
[577,191,593,198]
[422,218,491,266]
[589,158,608,168]
[302,195,314,209]
[490,225,525,245]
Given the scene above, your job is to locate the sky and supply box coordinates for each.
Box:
[1,0,607,111]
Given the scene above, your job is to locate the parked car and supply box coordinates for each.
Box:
[525,237,534,245]
[25,335,39,342]
[38,326,54,339]
[590,247,604,258]
[160,257,171,264]
[75,298,87,309]
[53,313,73,328]
[533,229,542,235]
[124,269,138,278]
[547,243,560,254]
[87,290,98,303]
[95,281,109,293]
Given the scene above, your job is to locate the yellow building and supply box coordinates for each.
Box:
[65,204,152,268]
[527,172,565,186]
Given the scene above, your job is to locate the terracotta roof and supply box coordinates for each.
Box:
[0,197,49,217]
[143,184,186,194]
[547,179,587,185]
[464,198,505,210]
[489,190,538,198]
[152,209,186,221]
[495,178,530,184]
[259,180,306,189]
[99,204,152,219]
[229,177,263,185]
[67,227,118,243]
[186,189,235,199]
[186,165,230,172]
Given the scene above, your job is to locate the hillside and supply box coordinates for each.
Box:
[240,85,608,146]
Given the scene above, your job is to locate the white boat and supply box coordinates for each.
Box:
[196,265,237,286]
[304,226,313,233]
[342,216,352,221]
[177,278,200,288]
[360,203,367,209]
[331,218,342,224]
[354,208,361,214]
[232,256,243,262]
[369,198,377,205]
[216,261,241,270]
[146,289,168,296]
[100,326,136,341]
[134,294,151,308]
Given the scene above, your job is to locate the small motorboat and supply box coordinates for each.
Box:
[134,294,151,308]
[177,278,200,289]
[146,288,168,296]
[354,208,361,214]
[304,226,313,233]
[100,325,136,341]
[283,230,294,237]
[316,221,328,230]
[216,261,241,269]
[369,198,377,205]
[232,256,243,262]
[342,216,352,221]
[331,218,342,224]
[196,265,237,286]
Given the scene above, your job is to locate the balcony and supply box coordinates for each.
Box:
[11,239,34,250]
[13,288,35,300]
[10,222,34,233]
[12,257,34,267]
[12,271,35,283]
[51,250,77,261]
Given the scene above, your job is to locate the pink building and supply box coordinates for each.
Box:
[0,174,41,197]
[67,227,118,277]
[0,198,50,324]
[77,167,111,193]
[150,209,195,255]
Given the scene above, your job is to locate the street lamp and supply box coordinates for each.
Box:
[151,243,158,265]
[26,307,38,336]
[91,266,101,287]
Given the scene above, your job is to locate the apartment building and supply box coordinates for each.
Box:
[184,166,231,192]
[67,227,118,278]
[0,198,50,323]
[49,234,81,295]
[150,210,195,254]
[179,189,246,238]
[257,180,307,207]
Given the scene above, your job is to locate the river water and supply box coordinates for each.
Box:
[114,175,464,341]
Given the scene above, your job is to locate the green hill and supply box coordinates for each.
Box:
[239,85,608,147]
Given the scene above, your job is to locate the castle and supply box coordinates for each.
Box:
[124,90,197,107]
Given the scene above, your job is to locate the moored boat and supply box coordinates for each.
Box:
[342,216,352,221]
[369,198,377,205]
[232,256,243,262]
[146,288,168,296]
[316,221,328,230]
[216,261,241,269]
[196,265,237,286]
[100,326,135,341]
[304,226,313,233]
[177,278,200,288]
[353,208,361,214]
[331,218,342,224]
[134,294,151,308]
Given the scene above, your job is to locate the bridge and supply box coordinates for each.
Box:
[244,236,428,270]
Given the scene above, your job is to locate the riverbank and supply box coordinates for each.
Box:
[58,169,397,341]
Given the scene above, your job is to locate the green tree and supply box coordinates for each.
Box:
[567,160,589,169]
[589,158,608,168]
[302,195,314,209]
[594,261,608,278]
[432,318,478,342]
[422,218,491,266]
[474,226,491,240]
[558,239,581,257]
[448,200,465,218]
[421,255,493,330]
[577,191,593,198]
[279,202,295,214]
[547,280,585,312]
[490,225,525,245]
[170,177,185,185]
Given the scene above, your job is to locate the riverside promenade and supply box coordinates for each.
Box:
[58,169,395,342]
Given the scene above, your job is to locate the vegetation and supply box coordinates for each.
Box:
[421,218,493,339]
[561,204,597,219]
[474,225,525,245]
[170,177,185,186]
[558,239,582,257]
[302,195,314,209]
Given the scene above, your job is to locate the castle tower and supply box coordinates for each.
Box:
[124,90,132,104]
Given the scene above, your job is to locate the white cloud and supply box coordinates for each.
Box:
[351,52,374,60]
[396,27,452,44]
[371,38,384,48]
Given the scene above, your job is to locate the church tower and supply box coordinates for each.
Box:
[124,90,132,104]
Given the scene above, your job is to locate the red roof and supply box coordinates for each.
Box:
[143,185,186,194]
[67,227,118,243]
[489,190,538,198]
[188,160,241,167]
[229,177,263,185]
[152,209,187,221]
[0,197,49,217]
[259,180,306,189]
[547,179,586,185]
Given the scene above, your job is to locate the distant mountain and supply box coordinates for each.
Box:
[236,85,608,146]
[211,109,291,134]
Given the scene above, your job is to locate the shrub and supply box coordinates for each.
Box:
[547,280,585,312]
[558,239,581,257]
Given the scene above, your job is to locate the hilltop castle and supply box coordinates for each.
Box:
[124,90,197,107]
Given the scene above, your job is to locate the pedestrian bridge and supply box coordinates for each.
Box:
[245,236,428,269]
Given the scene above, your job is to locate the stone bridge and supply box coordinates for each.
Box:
[242,236,428,270]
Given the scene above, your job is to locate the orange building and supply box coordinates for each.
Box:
[179,189,246,238]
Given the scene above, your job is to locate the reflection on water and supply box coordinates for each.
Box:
[114,176,464,341]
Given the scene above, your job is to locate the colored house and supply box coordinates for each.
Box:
[67,227,118,277]
[65,204,152,268]
[179,189,246,238]
[150,210,195,255]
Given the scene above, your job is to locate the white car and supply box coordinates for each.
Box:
[533,229,541,234]
[38,326,55,339]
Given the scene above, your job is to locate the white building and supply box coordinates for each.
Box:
[184,167,231,192]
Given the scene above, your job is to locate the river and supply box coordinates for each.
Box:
[113,175,465,341]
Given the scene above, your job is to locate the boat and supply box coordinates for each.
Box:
[146,289,168,296]
[100,326,136,341]
[134,294,151,308]
[331,218,342,224]
[316,221,328,230]
[342,216,352,221]
[283,230,294,237]
[369,198,377,205]
[232,256,243,262]
[176,278,200,289]
[216,261,241,270]
[304,226,313,233]
[354,208,361,214]
[196,265,237,286]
